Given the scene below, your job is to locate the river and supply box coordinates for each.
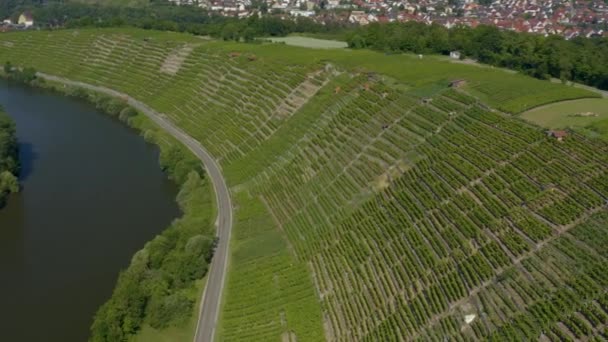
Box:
[0,80,181,341]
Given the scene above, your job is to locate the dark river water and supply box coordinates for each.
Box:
[0,80,180,341]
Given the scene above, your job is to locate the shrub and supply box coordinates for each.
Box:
[147,291,194,329]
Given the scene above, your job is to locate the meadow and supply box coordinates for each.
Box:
[1,28,606,341]
[267,36,348,49]
[521,98,608,137]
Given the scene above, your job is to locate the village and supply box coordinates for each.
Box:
[1,11,34,32]
[171,0,608,38]
[2,0,607,39]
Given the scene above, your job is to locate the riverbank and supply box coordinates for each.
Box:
[0,79,183,341]
[34,72,233,342]
[0,106,18,208]
[0,70,218,341]
[43,79,219,342]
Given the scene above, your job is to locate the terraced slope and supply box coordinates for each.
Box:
[1,29,607,341]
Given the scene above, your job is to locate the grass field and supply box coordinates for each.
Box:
[1,28,606,341]
[521,98,608,133]
[268,36,348,49]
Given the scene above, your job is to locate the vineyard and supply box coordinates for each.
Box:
[0,28,606,341]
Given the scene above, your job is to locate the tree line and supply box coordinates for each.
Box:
[0,106,19,208]
[4,61,40,85]
[347,22,608,90]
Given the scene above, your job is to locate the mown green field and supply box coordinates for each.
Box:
[1,28,606,341]
[521,98,608,138]
[268,36,348,49]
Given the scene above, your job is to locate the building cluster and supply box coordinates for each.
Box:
[1,12,34,32]
[380,0,608,38]
[0,0,605,39]
[170,0,608,38]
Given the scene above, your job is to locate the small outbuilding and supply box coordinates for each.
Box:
[18,11,34,28]
[449,79,467,88]
[450,51,461,59]
[548,130,568,141]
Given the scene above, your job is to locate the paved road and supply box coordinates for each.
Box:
[37,73,232,342]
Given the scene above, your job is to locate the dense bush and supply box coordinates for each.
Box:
[27,85,219,341]
[3,62,40,85]
[6,1,608,91]
[90,170,216,341]
[147,291,194,329]
[159,145,203,185]
[0,106,19,207]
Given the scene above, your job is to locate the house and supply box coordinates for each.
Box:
[449,79,467,88]
[18,11,34,28]
[450,51,461,59]
[290,9,315,17]
[349,11,376,25]
[548,130,568,141]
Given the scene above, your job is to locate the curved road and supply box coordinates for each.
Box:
[37,73,232,342]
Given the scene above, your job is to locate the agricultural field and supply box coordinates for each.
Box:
[68,0,150,6]
[0,28,607,341]
[521,98,608,138]
[268,36,348,49]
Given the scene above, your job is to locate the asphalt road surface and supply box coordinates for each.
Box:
[38,73,233,342]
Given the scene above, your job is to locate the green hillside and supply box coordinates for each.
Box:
[1,28,607,341]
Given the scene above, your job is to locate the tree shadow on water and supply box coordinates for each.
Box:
[18,142,37,182]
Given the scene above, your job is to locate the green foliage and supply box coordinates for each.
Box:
[147,291,194,329]
[90,250,149,342]
[90,170,215,341]
[0,107,19,207]
[3,62,38,84]
[0,108,18,175]
[159,145,202,185]
[347,22,608,91]
[64,85,90,99]
[118,107,137,122]
[4,61,12,74]
[0,170,18,192]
